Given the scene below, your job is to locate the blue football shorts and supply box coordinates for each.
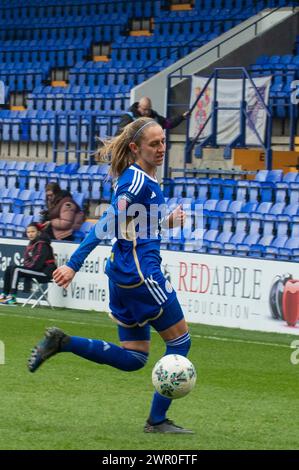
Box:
[108,267,181,329]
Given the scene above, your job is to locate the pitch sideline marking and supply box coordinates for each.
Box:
[193,334,290,349]
[0,311,291,349]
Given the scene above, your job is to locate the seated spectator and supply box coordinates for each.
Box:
[40,183,85,241]
[0,223,57,305]
[115,96,189,135]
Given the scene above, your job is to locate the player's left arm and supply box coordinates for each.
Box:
[162,205,186,229]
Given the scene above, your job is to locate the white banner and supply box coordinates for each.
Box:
[1,238,299,335]
[189,75,271,146]
[49,241,111,312]
[161,251,299,335]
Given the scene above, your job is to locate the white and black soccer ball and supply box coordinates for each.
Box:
[152,354,197,399]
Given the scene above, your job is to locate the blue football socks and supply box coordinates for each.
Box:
[61,336,148,371]
[148,332,191,425]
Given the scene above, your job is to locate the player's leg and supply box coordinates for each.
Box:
[28,324,150,373]
[144,297,193,434]
[28,281,150,373]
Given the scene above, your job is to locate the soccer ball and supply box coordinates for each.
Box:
[152,354,196,399]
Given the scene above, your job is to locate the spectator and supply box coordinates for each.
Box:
[40,183,85,241]
[115,96,189,135]
[0,223,57,305]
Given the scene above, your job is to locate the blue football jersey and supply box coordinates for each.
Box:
[67,164,168,288]
[105,163,166,286]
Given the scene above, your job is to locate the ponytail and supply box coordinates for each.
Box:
[96,117,159,178]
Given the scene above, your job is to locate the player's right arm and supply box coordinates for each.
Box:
[54,168,146,287]
[53,264,75,288]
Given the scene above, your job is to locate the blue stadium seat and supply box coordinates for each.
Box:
[255,202,273,215]
[288,183,299,205]
[267,170,283,183]
[209,178,223,200]
[260,182,274,202]
[241,202,258,213]
[227,200,243,214]
[215,200,230,212]
[255,170,268,182]
[203,199,218,211]
[242,213,262,245]
[274,182,288,203]
[229,213,248,244]
[216,214,234,244]
[284,203,298,217]
[0,212,16,236]
[269,202,285,215]
[208,241,222,255]
[185,178,198,198]
[284,237,299,250]
[196,179,209,201]
[248,181,261,203]
[235,244,250,257]
[222,179,236,200]
[248,244,265,258]
[283,172,298,183]
[222,243,236,256]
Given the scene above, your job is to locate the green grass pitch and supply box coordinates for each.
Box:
[0,304,298,450]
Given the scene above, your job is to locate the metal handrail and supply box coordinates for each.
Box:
[168,5,294,80]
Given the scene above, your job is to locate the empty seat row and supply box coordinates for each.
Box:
[26,93,130,113]
[0,114,121,143]
[163,171,297,199]
[0,187,85,215]
[29,83,132,95]
[0,212,36,238]
[0,1,160,21]
[0,162,112,201]
[0,23,124,42]
[69,70,148,87]
[110,41,206,63]
[163,209,299,261]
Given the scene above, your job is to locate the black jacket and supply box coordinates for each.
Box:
[24,232,57,277]
[115,102,185,135]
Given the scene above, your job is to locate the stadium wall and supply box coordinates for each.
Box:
[1,238,299,335]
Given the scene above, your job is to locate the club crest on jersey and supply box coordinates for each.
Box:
[165,280,173,293]
[117,195,131,211]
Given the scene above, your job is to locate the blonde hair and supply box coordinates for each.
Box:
[96,117,159,178]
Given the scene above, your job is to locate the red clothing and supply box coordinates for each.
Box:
[24,234,57,277]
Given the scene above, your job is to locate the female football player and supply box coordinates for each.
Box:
[28,118,193,434]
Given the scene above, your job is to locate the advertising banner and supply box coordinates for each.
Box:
[0,238,28,299]
[48,241,110,312]
[1,238,298,335]
[189,75,271,146]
